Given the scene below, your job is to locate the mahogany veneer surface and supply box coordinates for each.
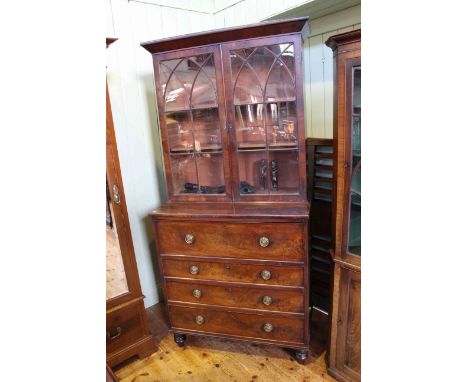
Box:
[161,257,304,286]
[165,279,304,313]
[156,220,304,260]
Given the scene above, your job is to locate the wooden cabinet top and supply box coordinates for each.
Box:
[141,17,309,54]
[325,29,361,51]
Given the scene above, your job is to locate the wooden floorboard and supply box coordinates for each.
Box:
[113,303,336,382]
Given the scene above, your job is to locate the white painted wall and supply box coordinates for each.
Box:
[106,0,216,307]
[106,0,360,307]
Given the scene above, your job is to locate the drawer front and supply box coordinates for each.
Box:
[106,301,145,354]
[156,221,304,260]
[162,258,304,286]
[166,279,304,313]
[169,305,304,344]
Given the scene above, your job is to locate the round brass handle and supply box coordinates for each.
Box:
[263,323,273,333]
[260,270,272,280]
[185,234,195,244]
[262,295,273,306]
[189,265,199,275]
[259,236,270,247]
[195,315,205,325]
[192,289,202,299]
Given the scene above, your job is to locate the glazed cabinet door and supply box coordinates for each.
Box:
[333,265,361,381]
[153,46,232,201]
[342,58,361,266]
[221,34,306,201]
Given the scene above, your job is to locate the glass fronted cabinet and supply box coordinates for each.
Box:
[326,30,361,382]
[348,65,361,256]
[149,33,306,202]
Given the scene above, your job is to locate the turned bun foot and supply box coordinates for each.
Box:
[294,349,309,364]
[174,333,187,347]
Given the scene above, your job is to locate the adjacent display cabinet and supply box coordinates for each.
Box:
[142,17,311,362]
[106,38,155,367]
[325,30,361,382]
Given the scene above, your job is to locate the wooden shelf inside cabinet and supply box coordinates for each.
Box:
[170,145,223,154]
[144,17,311,363]
[306,138,334,313]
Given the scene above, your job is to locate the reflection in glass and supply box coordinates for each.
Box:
[191,55,217,109]
[160,53,226,195]
[231,44,295,105]
[192,108,222,152]
[348,66,361,256]
[196,153,225,191]
[230,43,299,196]
[106,180,128,300]
[269,150,299,194]
[170,154,198,195]
[166,111,193,153]
[235,104,266,149]
[266,102,297,148]
[160,54,218,112]
[238,151,269,195]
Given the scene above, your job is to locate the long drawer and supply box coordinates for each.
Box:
[155,221,304,261]
[169,305,305,345]
[165,279,304,313]
[106,300,146,354]
[162,257,304,287]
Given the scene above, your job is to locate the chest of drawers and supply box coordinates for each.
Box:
[151,202,310,362]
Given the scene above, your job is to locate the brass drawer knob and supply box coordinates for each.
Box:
[260,270,272,280]
[195,315,205,325]
[263,323,273,333]
[189,265,199,275]
[192,289,202,299]
[259,236,270,247]
[262,295,273,306]
[185,234,195,244]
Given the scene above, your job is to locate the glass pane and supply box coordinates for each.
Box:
[348,66,361,256]
[161,58,194,111]
[192,108,222,152]
[106,180,128,300]
[235,104,266,149]
[165,111,193,153]
[266,102,297,148]
[238,151,268,195]
[196,153,225,194]
[269,150,299,194]
[160,54,216,112]
[230,43,299,197]
[170,154,198,195]
[231,43,295,105]
[264,44,295,102]
[190,55,217,109]
[231,52,264,105]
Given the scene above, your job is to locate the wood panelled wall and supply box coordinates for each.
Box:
[106,0,360,307]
